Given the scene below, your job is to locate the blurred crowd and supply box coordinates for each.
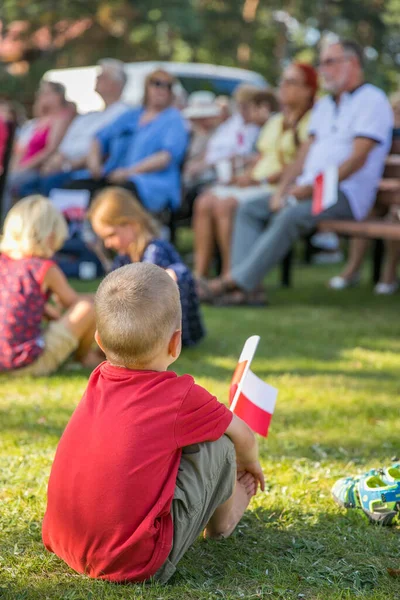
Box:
[0,38,399,318]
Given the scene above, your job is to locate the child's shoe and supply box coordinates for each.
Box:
[357,473,400,525]
[331,475,362,509]
[381,463,400,484]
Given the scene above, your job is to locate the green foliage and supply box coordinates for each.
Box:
[0,0,399,108]
[1,255,400,599]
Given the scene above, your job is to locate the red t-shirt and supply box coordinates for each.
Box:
[42,363,233,582]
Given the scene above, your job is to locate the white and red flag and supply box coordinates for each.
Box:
[312,165,338,216]
[229,336,277,437]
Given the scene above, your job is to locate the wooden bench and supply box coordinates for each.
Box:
[315,159,400,283]
[281,142,400,287]
[318,218,400,241]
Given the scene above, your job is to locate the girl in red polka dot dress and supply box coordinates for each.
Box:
[0,195,102,376]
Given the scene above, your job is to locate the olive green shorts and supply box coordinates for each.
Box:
[154,434,236,583]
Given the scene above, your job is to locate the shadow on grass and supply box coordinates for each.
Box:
[1,378,399,460]
[1,506,399,600]
[0,403,72,438]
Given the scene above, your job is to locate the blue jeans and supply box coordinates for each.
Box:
[19,171,74,197]
[231,192,354,291]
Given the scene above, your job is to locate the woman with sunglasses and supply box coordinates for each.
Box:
[62,69,188,214]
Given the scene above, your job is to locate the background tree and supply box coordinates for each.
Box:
[0,0,399,112]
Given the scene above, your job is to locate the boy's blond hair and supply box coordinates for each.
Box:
[0,195,68,258]
[88,187,160,262]
[95,263,181,367]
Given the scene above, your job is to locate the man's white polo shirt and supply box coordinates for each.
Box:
[297,83,393,220]
[59,101,130,161]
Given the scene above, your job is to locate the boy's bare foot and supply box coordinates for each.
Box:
[204,471,256,539]
[237,471,257,498]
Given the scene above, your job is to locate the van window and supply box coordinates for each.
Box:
[176,75,265,96]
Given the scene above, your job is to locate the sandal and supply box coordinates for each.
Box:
[214,288,268,307]
[382,463,400,484]
[195,276,215,304]
[357,473,400,525]
[331,475,363,509]
[195,276,237,304]
[331,467,379,509]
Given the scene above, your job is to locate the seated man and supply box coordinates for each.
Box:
[19,59,129,197]
[203,39,394,305]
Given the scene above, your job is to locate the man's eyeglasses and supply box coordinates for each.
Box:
[318,56,348,68]
[149,79,173,90]
[279,78,305,87]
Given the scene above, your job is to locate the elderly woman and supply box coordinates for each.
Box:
[3,81,73,213]
[63,69,188,213]
[194,63,318,284]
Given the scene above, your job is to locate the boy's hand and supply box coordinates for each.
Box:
[237,460,265,492]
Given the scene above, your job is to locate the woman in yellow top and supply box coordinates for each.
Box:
[193,63,318,283]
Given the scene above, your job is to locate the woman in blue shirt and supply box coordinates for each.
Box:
[64,69,189,213]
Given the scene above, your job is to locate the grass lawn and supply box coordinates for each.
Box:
[1,252,400,599]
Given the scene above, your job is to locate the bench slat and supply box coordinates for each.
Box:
[318,219,400,240]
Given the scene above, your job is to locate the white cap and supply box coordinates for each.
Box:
[182,91,221,119]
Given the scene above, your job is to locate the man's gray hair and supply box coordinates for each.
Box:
[98,58,127,87]
[339,40,364,69]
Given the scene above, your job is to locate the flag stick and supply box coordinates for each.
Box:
[230,335,260,413]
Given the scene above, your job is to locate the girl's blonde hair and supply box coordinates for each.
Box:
[0,195,68,258]
[88,187,160,262]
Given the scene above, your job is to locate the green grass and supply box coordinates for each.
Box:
[1,254,400,599]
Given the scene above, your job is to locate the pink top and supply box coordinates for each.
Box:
[20,123,51,164]
[0,254,54,371]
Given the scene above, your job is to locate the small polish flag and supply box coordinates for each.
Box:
[312,166,338,216]
[229,336,278,437]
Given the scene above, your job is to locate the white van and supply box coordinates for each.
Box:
[44,61,267,114]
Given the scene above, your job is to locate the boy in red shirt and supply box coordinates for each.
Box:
[42,262,265,583]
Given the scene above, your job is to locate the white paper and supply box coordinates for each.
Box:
[49,188,91,213]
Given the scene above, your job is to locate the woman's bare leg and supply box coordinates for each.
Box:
[379,240,400,284]
[193,191,218,278]
[213,196,238,277]
[340,237,370,279]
